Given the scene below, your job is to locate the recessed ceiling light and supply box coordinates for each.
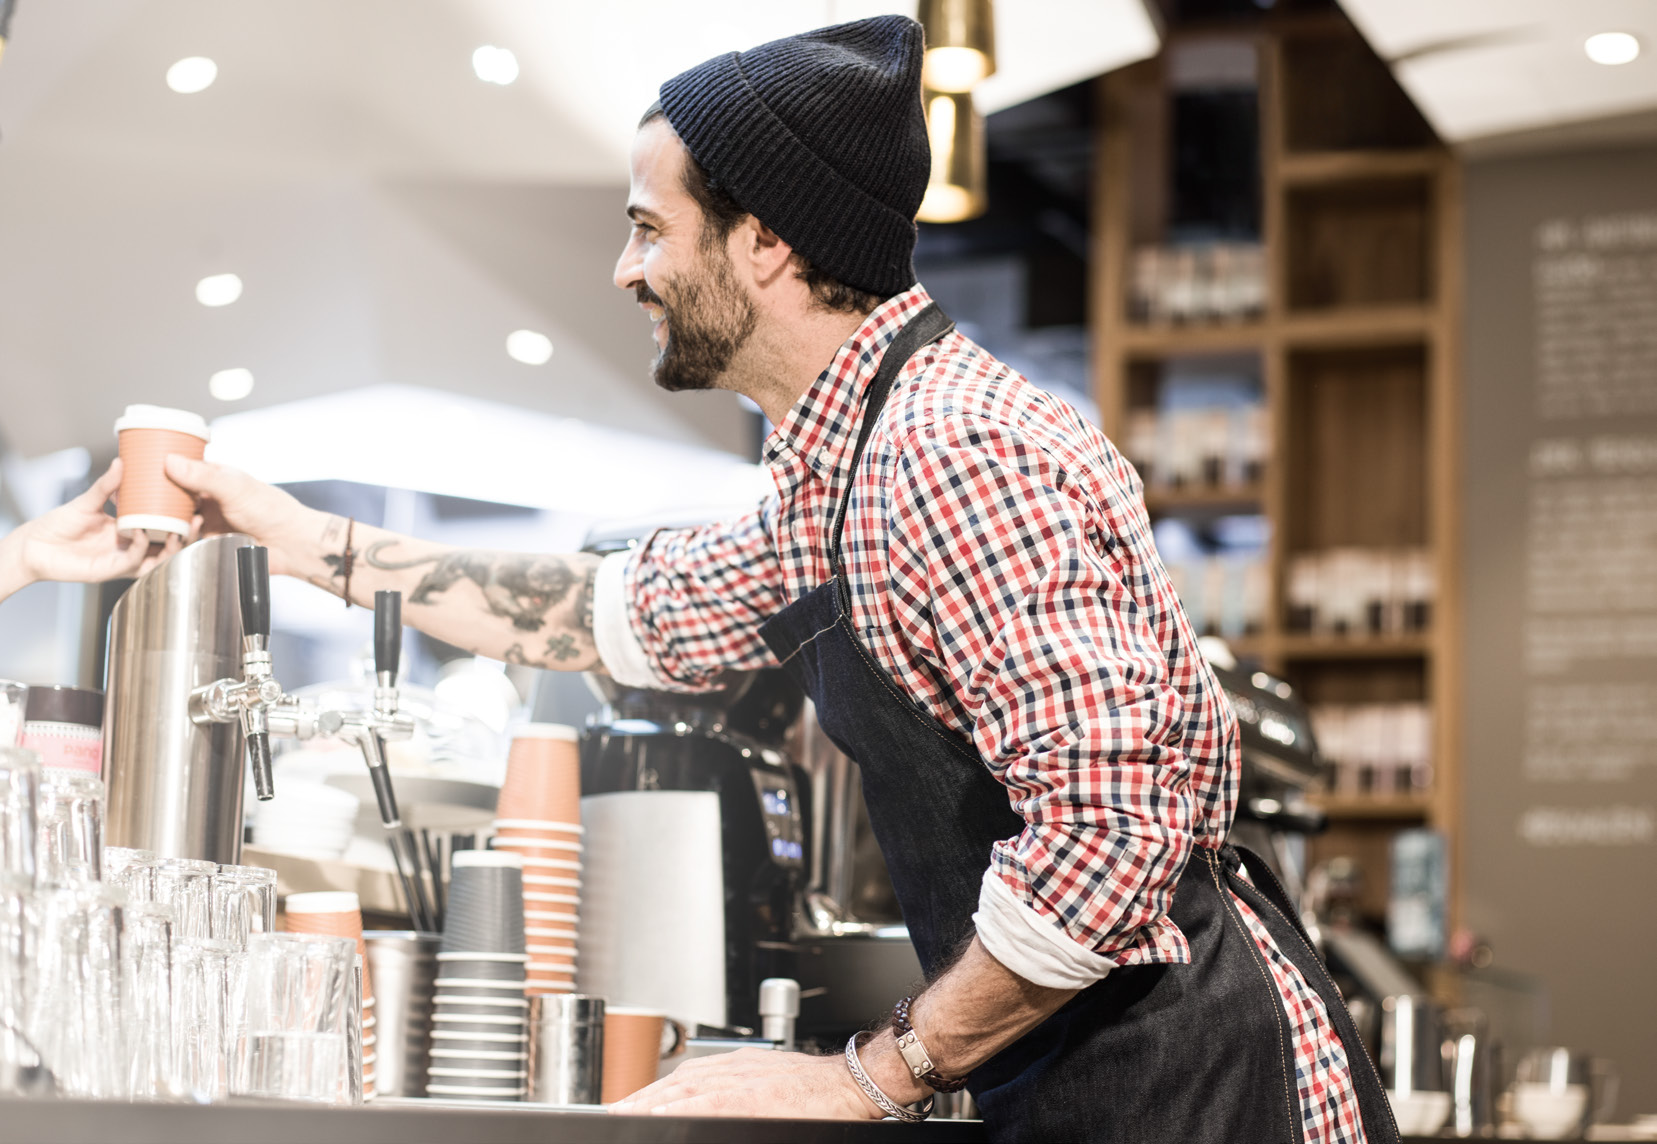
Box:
[1585,31,1640,66]
[166,56,218,94]
[506,329,553,365]
[208,368,255,402]
[195,273,243,307]
[472,45,520,86]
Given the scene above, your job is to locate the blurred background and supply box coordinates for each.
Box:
[2,0,1656,1125]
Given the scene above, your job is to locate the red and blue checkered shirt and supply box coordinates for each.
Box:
[609,285,1366,1142]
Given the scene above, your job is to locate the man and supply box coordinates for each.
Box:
[169,17,1395,1142]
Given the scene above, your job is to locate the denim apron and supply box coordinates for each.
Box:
[759,304,1399,1144]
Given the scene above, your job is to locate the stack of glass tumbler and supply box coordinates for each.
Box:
[429,849,530,1099]
[0,742,368,1104]
[491,725,583,995]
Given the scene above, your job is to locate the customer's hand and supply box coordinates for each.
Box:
[0,459,182,603]
[608,1048,882,1120]
[164,455,316,577]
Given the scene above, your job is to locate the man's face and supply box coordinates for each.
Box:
[613,118,757,392]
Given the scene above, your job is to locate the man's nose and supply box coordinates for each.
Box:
[614,234,643,291]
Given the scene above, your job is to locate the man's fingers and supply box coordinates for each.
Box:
[164,453,229,497]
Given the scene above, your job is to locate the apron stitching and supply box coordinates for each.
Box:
[768,612,845,668]
[1226,869,1402,1144]
[1207,853,1300,1144]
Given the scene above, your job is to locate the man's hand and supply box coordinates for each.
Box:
[163,455,316,576]
[609,1048,884,1120]
[0,459,182,601]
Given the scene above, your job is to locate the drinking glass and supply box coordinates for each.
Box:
[121,903,173,1099]
[211,865,277,950]
[172,937,233,1101]
[107,847,160,906]
[0,873,38,1093]
[236,932,355,1104]
[28,883,125,1097]
[0,749,39,884]
[0,683,25,749]
[36,771,103,885]
[152,857,216,941]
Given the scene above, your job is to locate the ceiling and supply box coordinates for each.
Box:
[1338,0,1657,148]
[0,0,1158,468]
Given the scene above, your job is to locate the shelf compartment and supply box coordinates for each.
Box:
[1278,32,1437,153]
[1284,344,1428,553]
[1285,177,1435,311]
[1308,793,1432,822]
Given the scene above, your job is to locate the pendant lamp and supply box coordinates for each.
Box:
[918,0,996,92]
[918,88,986,224]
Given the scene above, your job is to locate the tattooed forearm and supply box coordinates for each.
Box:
[365,543,580,633]
[306,524,602,671]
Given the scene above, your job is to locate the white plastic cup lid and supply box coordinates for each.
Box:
[452,849,524,870]
[509,724,579,741]
[435,951,530,963]
[283,890,361,914]
[113,404,211,440]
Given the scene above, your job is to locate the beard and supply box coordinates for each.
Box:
[636,245,758,393]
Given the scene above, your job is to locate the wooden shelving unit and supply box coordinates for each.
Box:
[1091,11,1462,929]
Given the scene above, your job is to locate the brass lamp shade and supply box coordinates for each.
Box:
[918,88,986,224]
[918,0,996,93]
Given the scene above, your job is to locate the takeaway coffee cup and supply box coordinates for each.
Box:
[113,405,210,540]
[601,1008,685,1104]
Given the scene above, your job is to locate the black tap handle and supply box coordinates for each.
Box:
[374,590,401,682]
[369,739,401,828]
[237,546,271,640]
[248,731,275,801]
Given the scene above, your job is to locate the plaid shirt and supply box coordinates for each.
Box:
[604,286,1364,1142]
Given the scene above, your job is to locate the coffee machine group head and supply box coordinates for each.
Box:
[103,534,414,864]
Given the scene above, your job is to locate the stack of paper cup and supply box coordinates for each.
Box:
[492,725,582,995]
[283,891,377,1098]
[429,849,529,1100]
[112,404,210,541]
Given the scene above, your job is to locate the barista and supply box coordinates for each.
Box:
[166,17,1396,1144]
[0,459,181,605]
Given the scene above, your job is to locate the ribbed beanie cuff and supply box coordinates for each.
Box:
[659,16,930,298]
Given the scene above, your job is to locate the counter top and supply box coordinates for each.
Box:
[0,1096,988,1144]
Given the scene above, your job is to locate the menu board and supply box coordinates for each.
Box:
[1463,146,1657,1108]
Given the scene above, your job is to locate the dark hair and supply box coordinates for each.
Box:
[638,101,886,317]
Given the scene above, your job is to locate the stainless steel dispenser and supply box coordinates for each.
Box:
[104,535,415,864]
[104,533,262,862]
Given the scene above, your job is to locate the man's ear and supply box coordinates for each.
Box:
[740,215,795,287]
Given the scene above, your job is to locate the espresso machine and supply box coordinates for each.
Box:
[102,534,415,864]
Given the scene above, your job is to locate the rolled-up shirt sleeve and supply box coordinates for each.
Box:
[592,500,787,692]
[882,416,1209,988]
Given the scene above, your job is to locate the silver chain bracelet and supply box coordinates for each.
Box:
[844,1031,934,1123]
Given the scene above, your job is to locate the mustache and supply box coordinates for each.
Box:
[634,282,664,308]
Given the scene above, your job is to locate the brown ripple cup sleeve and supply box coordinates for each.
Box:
[112,405,210,541]
[601,1008,671,1104]
[497,724,582,823]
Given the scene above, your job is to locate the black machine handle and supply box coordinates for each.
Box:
[369,755,401,828]
[248,732,274,801]
[374,590,401,682]
[237,546,271,640]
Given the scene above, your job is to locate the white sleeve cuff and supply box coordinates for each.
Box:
[972,868,1116,990]
[592,550,666,690]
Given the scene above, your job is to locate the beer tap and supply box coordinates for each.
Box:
[327,590,415,828]
[189,545,334,800]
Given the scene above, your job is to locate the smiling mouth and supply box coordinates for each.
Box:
[640,301,665,322]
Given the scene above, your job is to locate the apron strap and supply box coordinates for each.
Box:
[826,302,955,577]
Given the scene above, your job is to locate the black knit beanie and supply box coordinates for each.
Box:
[658,15,930,299]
